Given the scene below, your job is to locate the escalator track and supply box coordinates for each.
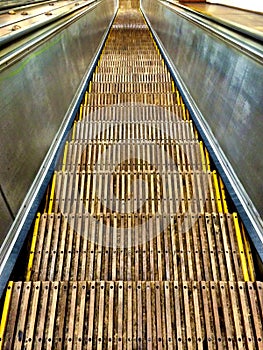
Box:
[0,6,262,349]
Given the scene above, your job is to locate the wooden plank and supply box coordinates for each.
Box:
[96,282,105,350]
[210,281,225,349]
[164,282,175,349]
[33,281,50,350]
[192,281,204,349]
[23,281,40,350]
[117,281,124,349]
[247,282,263,348]
[46,281,59,350]
[13,282,31,349]
[63,282,77,350]
[55,281,68,350]
[238,282,256,349]
[87,282,96,349]
[219,282,235,350]
[1,281,18,350]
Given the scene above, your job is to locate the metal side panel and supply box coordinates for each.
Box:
[0,0,117,245]
[0,192,13,246]
[141,0,263,226]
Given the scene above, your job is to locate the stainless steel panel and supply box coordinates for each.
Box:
[142,0,263,220]
[0,193,13,246]
[0,0,117,243]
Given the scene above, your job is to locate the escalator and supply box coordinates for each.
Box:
[0,5,262,349]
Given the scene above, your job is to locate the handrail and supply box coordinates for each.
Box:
[0,0,98,69]
[0,0,96,48]
[161,0,263,62]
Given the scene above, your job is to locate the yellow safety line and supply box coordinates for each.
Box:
[212,171,223,212]
[233,213,250,281]
[199,141,206,172]
[186,109,190,121]
[219,178,228,213]
[79,104,84,121]
[194,127,199,140]
[84,91,88,106]
[241,223,255,281]
[88,82,92,93]
[62,141,68,172]
[0,281,13,350]
[182,104,186,121]
[171,81,175,93]
[25,213,41,281]
[48,172,57,214]
[176,90,181,106]
[72,121,76,141]
[205,147,211,171]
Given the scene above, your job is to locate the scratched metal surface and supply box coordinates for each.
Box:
[142,0,263,221]
[0,0,116,244]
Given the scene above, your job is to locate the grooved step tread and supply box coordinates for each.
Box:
[1,281,263,349]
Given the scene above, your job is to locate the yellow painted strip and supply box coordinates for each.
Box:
[88,82,92,93]
[171,81,175,93]
[233,213,250,281]
[176,91,181,106]
[26,213,41,281]
[182,104,186,121]
[219,178,228,213]
[194,127,199,140]
[79,104,84,121]
[186,109,190,121]
[62,141,68,172]
[72,121,76,141]
[205,147,211,172]
[84,91,88,106]
[199,141,206,172]
[0,281,13,350]
[241,223,255,281]
[48,172,57,214]
[212,171,223,212]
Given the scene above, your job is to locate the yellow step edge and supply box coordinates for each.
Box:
[176,91,181,106]
[233,213,250,281]
[88,82,92,93]
[219,177,228,213]
[79,104,84,121]
[194,127,199,140]
[25,213,41,281]
[62,141,68,172]
[48,172,57,214]
[212,171,223,212]
[199,141,206,172]
[171,81,175,93]
[0,281,13,350]
[84,91,88,106]
[205,147,211,172]
[72,121,77,141]
[182,104,186,121]
[241,223,255,281]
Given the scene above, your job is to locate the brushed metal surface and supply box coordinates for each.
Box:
[0,192,13,246]
[0,0,116,245]
[142,0,263,221]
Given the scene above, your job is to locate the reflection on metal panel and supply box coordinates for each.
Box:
[0,0,116,245]
[141,0,263,221]
[0,192,13,246]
